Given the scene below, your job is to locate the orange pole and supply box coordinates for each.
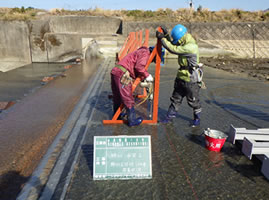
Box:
[151,27,162,123]
[128,32,138,54]
[142,29,149,47]
[129,31,139,53]
[117,34,130,60]
[134,31,143,51]
[119,32,135,60]
[111,104,124,121]
[138,30,142,47]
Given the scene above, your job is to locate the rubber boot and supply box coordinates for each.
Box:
[161,106,177,123]
[192,112,201,127]
[126,107,143,127]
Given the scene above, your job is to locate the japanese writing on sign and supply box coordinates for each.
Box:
[93,135,152,180]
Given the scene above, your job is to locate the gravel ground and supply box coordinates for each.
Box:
[201,57,269,82]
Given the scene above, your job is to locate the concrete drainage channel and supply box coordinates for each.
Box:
[17,58,112,200]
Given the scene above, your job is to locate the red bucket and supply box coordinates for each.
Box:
[204,129,228,152]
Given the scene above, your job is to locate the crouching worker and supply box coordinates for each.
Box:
[156,24,202,127]
[111,46,154,127]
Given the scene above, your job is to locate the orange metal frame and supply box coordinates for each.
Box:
[103,27,162,125]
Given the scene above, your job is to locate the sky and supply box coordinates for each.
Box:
[0,0,268,12]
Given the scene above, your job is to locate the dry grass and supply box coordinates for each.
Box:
[0,7,269,22]
[0,7,43,20]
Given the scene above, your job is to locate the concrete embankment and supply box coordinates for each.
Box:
[1,16,269,72]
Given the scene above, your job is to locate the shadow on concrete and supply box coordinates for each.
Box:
[205,99,269,123]
[225,158,263,182]
[157,106,192,124]
[0,171,28,200]
[82,144,94,176]
[159,108,266,182]
[87,91,113,117]
[187,131,206,147]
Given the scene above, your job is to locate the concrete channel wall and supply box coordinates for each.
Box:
[123,22,269,58]
[29,16,121,63]
[0,16,121,71]
[0,21,31,62]
[0,21,32,72]
[1,17,269,72]
[49,16,121,34]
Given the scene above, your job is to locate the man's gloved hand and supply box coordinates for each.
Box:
[157,26,171,42]
[156,31,164,39]
[161,26,168,36]
[145,74,154,82]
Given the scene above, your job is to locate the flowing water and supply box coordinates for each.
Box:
[0,62,70,102]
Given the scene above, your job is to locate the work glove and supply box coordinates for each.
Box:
[145,74,154,82]
[161,26,172,42]
[161,26,168,35]
[156,31,164,40]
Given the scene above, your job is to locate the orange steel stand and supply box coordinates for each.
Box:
[103,27,162,125]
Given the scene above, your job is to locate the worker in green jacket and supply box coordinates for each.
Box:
[156,24,202,126]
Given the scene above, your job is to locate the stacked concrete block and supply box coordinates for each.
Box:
[228,124,269,180]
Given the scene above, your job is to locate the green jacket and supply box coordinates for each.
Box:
[161,33,199,82]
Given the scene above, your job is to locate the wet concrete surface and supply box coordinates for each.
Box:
[0,59,103,199]
[30,58,269,200]
[0,63,69,102]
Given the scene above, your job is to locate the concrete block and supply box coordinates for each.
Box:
[261,153,269,180]
[242,138,269,160]
[228,124,269,144]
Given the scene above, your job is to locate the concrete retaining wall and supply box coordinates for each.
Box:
[29,16,121,63]
[123,22,269,58]
[29,19,50,62]
[1,17,269,72]
[0,21,32,72]
[0,16,121,70]
[0,21,31,62]
[49,16,121,34]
